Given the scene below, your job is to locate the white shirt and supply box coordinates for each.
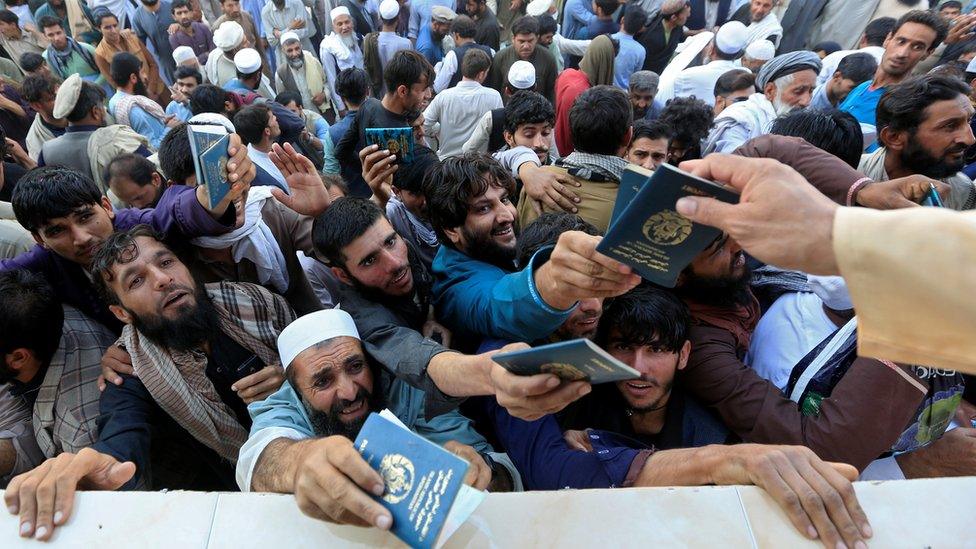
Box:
[247,144,288,188]
[423,80,503,159]
[659,59,749,106]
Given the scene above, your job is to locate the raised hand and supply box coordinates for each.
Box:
[269,142,332,217]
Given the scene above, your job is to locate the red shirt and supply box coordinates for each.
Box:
[554,69,591,157]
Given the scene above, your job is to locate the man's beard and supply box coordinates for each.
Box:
[180,19,192,28]
[462,221,518,270]
[340,33,357,49]
[633,104,647,119]
[287,55,304,69]
[142,0,158,6]
[133,77,149,97]
[771,92,798,116]
[626,378,673,413]
[302,385,385,439]
[128,284,218,352]
[679,262,753,308]
[900,137,967,179]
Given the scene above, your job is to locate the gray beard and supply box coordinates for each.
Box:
[288,56,304,69]
[340,34,357,49]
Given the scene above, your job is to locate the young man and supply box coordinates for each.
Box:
[466,0,499,50]
[424,152,641,346]
[659,96,714,165]
[0,10,45,73]
[225,47,274,99]
[105,153,167,209]
[325,67,370,174]
[423,48,502,159]
[234,103,288,191]
[261,0,315,67]
[275,32,333,118]
[636,0,689,74]
[487,16,558,102]
[626,119,671,171]
[168,0,215,65]
[432,14,493,93]
[6,227,296,541]
[840,10,947,131]
[461,61,538,154]
[415,5,454,67]
[131,0,177,84]
[712,69,755,116]
[809,52,877,110]
[363,0,412,97]
[207,20,250,87]
[20,73,66,160]
[0,270,115,483]
[277,90,330,150]
[586,0,618,37]
[33,0,99,44]
[611,8,646,90]
[38,17,106,93]
[108,52,176,150]
[165,65,201,122]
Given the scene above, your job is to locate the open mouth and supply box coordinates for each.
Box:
[339,398,366,417]
[492,225,514,237]
[576,316,599,326]
[162,290,190,309]
[391,267,410,287]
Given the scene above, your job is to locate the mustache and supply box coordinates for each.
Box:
[331,387,370,415]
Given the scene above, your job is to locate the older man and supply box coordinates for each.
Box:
[415,5,454,67]
[206,20,250,86]
[741,0,782,47]
[276,31,333,117]
[704,50,821,154]
[261,0,315,67]
[628,70,660,120]
[320,6,364,113]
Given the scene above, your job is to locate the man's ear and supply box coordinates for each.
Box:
[129,73,138,87]
[676,340,691,371]
[503,129,516,149]
[100,195,116,221]
[331,265,353,286]
[396,84,407,98]
[5,348,35,373]
[151,172,164,189]
[443,226,462,248]
[763,82,777,102]
[109,303,133,325]
[880,126,906,152]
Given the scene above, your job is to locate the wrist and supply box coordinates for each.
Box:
[533,262,576,310]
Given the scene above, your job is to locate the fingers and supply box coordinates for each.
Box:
[518,380,591,417]
[492,366,562,399]
[545,184,579,213]
[233,366,284,401]
[675,195,738,230]
[269,143,300,177]
[471,456,492,490]
[328,439,385,498]
[751,459,820,543]
[790,456,866,549]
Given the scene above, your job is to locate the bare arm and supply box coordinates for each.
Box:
[251,437,310,492]
[0,439,15,478]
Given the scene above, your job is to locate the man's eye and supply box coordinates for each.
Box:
[128,276,143,290]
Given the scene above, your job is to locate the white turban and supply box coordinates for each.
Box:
[277,309,361,369]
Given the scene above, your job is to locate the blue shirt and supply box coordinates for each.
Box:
[408,0,455,40]
[839,80,886,152]
[109,90,170,150]
[415,23,444,67]
[809,82,833,111]
[562,0,596,40]
[165,100,193,122]
[612,32,646,90]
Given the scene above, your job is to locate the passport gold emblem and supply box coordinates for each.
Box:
[541,362,587,381]
[379,454,415,504]
[642,210,692,246]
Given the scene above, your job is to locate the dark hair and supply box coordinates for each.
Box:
[188,84,228,114]
[876,74,971,138]
[632,119,673,143]
[89,225,164,305]
[451,14,476,38]
[20,73,58,103]
[516,212,599,267]
[12,166,103,232]
[110,51,142,88]
[569,85,633,155]
[19,51,45,72]
[864,17,896,47]
[0,9,19,25]
[622,7,645,35]
[812,41,842,55]
[106,152,159,186]
[393,146,439,194]
[890,9,948,50]
[511,15,539,36]
[835,52,877,84]
[174,65,203,83]
[939,0,963,11]
[37,14,62,32]
[504,90,554,134]
[158,123,195,183]
[311,197,385,267]
[171,0,191,13]
[93,7,117,27]
[0,269,64,382]
[713,69,755,97]
[384,50,434,94]
[275,90,303,108]
[770,109,864,168]
[594,0,617,16]
[461,47,491,79]
[659,96,714,148]
[595,283,690,353]
[67,81,106,122]
[336,67,370,105]
[424,153,516,245]
[538,14,557,35]
[233,103,272,145]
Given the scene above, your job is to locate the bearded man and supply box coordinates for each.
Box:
[275,31,334,117]
[320,6,364,113]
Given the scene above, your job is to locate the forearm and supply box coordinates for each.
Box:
[427,352,493,397]
[634,445,724,486]
[0,439,15,477]
[251,437,314,492]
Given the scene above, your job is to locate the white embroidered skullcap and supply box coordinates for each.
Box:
[526,0,553,17]
[331,6,351,20]
[715,21,748,56]
[508,60,536,89]
[277,309,361,370]
[234,47,262,74]
[173,45,196,64]
[214,21,245,51]
[745,39,775,61]
[379,0,400,20]
[280,31,301,45]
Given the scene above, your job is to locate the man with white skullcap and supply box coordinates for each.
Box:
[210,0,269,72]
[704,50,821,154]
[206,20,251,86]
[275,30,334,116]
[361,0,411,97]
[658,21,751,107]
[238,307,523,503]
[742,39,775,73]
[460,61,541,154]
[225,47,275,99]
[260,0,315,67]
[320,5,365,113]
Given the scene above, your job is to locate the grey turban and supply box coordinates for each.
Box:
[756,50,823,90]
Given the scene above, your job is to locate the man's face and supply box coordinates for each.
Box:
[667,138,691,165]
[411,113,426,142]
[334,14,353,35]
[555,298,603,340]
[42,25,67,50]
[222,0,241,17]
[673,5,691,27]
[714,87,752,116]
[827,76,858,105]
[897,95,976,179]
[291,337,374,438]
[49,0,63,7]
[608,328,688,412]
[539,32,554,47]
[99,16,121,42]
[768,69,816,114]
[174,5,193,27]
[268,111,281,139]
[881,22,937,78]
[395,188,427,219]
[513,32,537,61]
[0,20,19,38]
[448,182,517,266]
[431,20,450,39]
[466,0,481,16]
[336,217,414,297]
[176,75,198,97]
[504,121,552,164]
[110,175,163,209]
[399,76,430,111]
[749,0,773,22]
[284,40,303,61]
[283,100,302,118]
[629,89,655,118]
[29,90,57,119]
[940,5,961,22]
[679,234,752,307]
[627,136,669,170]
[34,198,115,266]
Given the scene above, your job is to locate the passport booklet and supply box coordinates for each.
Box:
[598,163,739,287]
[187,123,231,210]
[491,338,640,384]
[354,410,486,549]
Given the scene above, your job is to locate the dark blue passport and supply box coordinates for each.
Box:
[491,338,640,383]
[608,164,654,229]
[597,163,739,287]
[187,124,231,209]
[354,412,471,548]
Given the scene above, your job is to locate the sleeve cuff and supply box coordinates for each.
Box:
[525,246,576,315]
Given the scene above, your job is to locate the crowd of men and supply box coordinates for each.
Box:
[0,0,973,546]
